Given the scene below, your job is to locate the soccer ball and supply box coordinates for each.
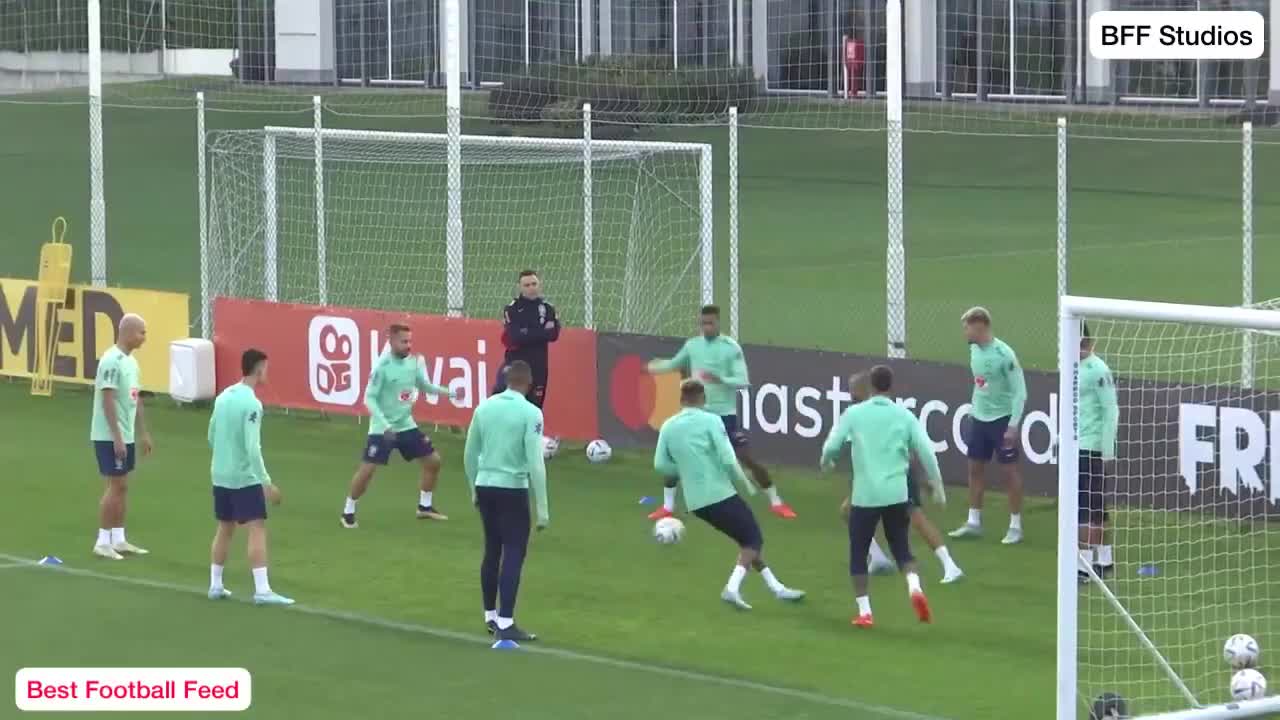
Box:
[1231,668,1267,701]
[653,517,685,545]
[541,436,560,460]
[585,439,612,463]
[1225,634,1261,669]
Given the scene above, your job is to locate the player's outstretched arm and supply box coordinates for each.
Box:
[527,411,549,529]
[647,341,691,374]
[416,364,459,400]
[462,418,481,503]
[820,409,853,470]
[243,402,272,487]
[1007,349,1028,428]
[363,367,390,430]
[909,413,945,504]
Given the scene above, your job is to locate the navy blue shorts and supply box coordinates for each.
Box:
[93,441,136,477]
[362,429,434,465]
[1079,450,1108,525]
[720,414,749,449]
[693,495,763,551]
[965,415,1019,464]
[213,485,267,524]
[848,503,913,576]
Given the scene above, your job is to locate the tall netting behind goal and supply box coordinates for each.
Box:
[205,127,711,335]
[1059,296,1280,720]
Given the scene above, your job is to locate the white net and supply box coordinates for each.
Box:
[206,126,710,335]
[1070,313,1280,718]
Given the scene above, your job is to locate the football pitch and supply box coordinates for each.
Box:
[2,88,1280,368]
[2,380,1279,719]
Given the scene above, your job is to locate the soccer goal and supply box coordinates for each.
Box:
[1058,296,1280,720]
[201,121,713,337]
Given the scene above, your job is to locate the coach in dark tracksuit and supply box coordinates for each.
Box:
[492,270,560,409]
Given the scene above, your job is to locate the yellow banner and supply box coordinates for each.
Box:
[0,278,190,393]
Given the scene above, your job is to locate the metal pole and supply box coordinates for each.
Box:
[975,0,986,101]
[263,0,271,83]
[360,0,369,86]
[160,0,167,75]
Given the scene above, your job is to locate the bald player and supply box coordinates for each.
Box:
[90,313,152,560]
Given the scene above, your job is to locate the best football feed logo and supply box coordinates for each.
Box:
[308,315,361,406]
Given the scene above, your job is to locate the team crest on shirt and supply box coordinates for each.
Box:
[130,387,140,401]
[974,375,987,388]
[399,390,413,403]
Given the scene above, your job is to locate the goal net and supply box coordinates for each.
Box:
[204,125,712,335]
[1058,296,1280,720]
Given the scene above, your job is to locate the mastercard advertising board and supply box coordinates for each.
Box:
[212,297,598,440]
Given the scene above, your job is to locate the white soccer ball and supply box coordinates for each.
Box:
[1231,668,1267,701]
[653,517,685,545]
[1225,634,1261,669]
[585,439,612,464]
[541,436,560,460]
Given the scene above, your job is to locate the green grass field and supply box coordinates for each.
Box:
[4,84,1280,719]
[2,380,1277,719]
[3,86,1280,367]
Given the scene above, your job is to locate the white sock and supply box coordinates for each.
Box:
[496,616,514,630]
[420,491,433,508]
[868,539,893,567]
[1096,545,1114,567]
[96,529,110,546]
[252,567,271,595]
[343,497,357,515]
[967,508,981,526]
[484,610,497,623]
[856,595,872,616]
[662,486,676,512]
[110,527,126,545]
[727,565,748,594]
[759,567,786,593]
[765,485,782,506]
[906,572,922,595]
[210,564,224,589]
[1009,514,1023,531]
[935,546,960,573]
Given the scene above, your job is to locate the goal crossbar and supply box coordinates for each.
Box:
[1057,294,1280,720]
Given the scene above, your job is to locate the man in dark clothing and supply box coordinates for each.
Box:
[492,270,560,409]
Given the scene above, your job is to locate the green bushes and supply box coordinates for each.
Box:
[488,56,760,126]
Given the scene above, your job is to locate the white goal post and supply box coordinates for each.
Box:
[201,114,717,337]
[1058,295,1280,720]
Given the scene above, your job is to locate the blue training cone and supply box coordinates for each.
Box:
[491,639,520,650]
[38,556,63,566]
[1137,564,1159,577]
[638,496,654,505]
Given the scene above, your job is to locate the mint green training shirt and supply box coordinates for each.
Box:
[208,382,272,489]
[821,395,942,508]
[650,335,747,416]
[364,351,452,434]
[90,346,140,443]
[969,338,1028,425]
[654,407,755,512]
[463,389,549,526]
[1078,353,1119,460]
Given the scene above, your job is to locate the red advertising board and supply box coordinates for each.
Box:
[213,298,598,440]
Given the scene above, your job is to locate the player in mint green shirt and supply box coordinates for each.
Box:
[1077,324,1120,581]
[654,379,804,610]
[206,348,293,606]
[89,313,152,561]
[821,365,944,627]
[341,324,461,529]
[463,361,548,643]
[949,306,1029,545]
[645,304,796,521]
